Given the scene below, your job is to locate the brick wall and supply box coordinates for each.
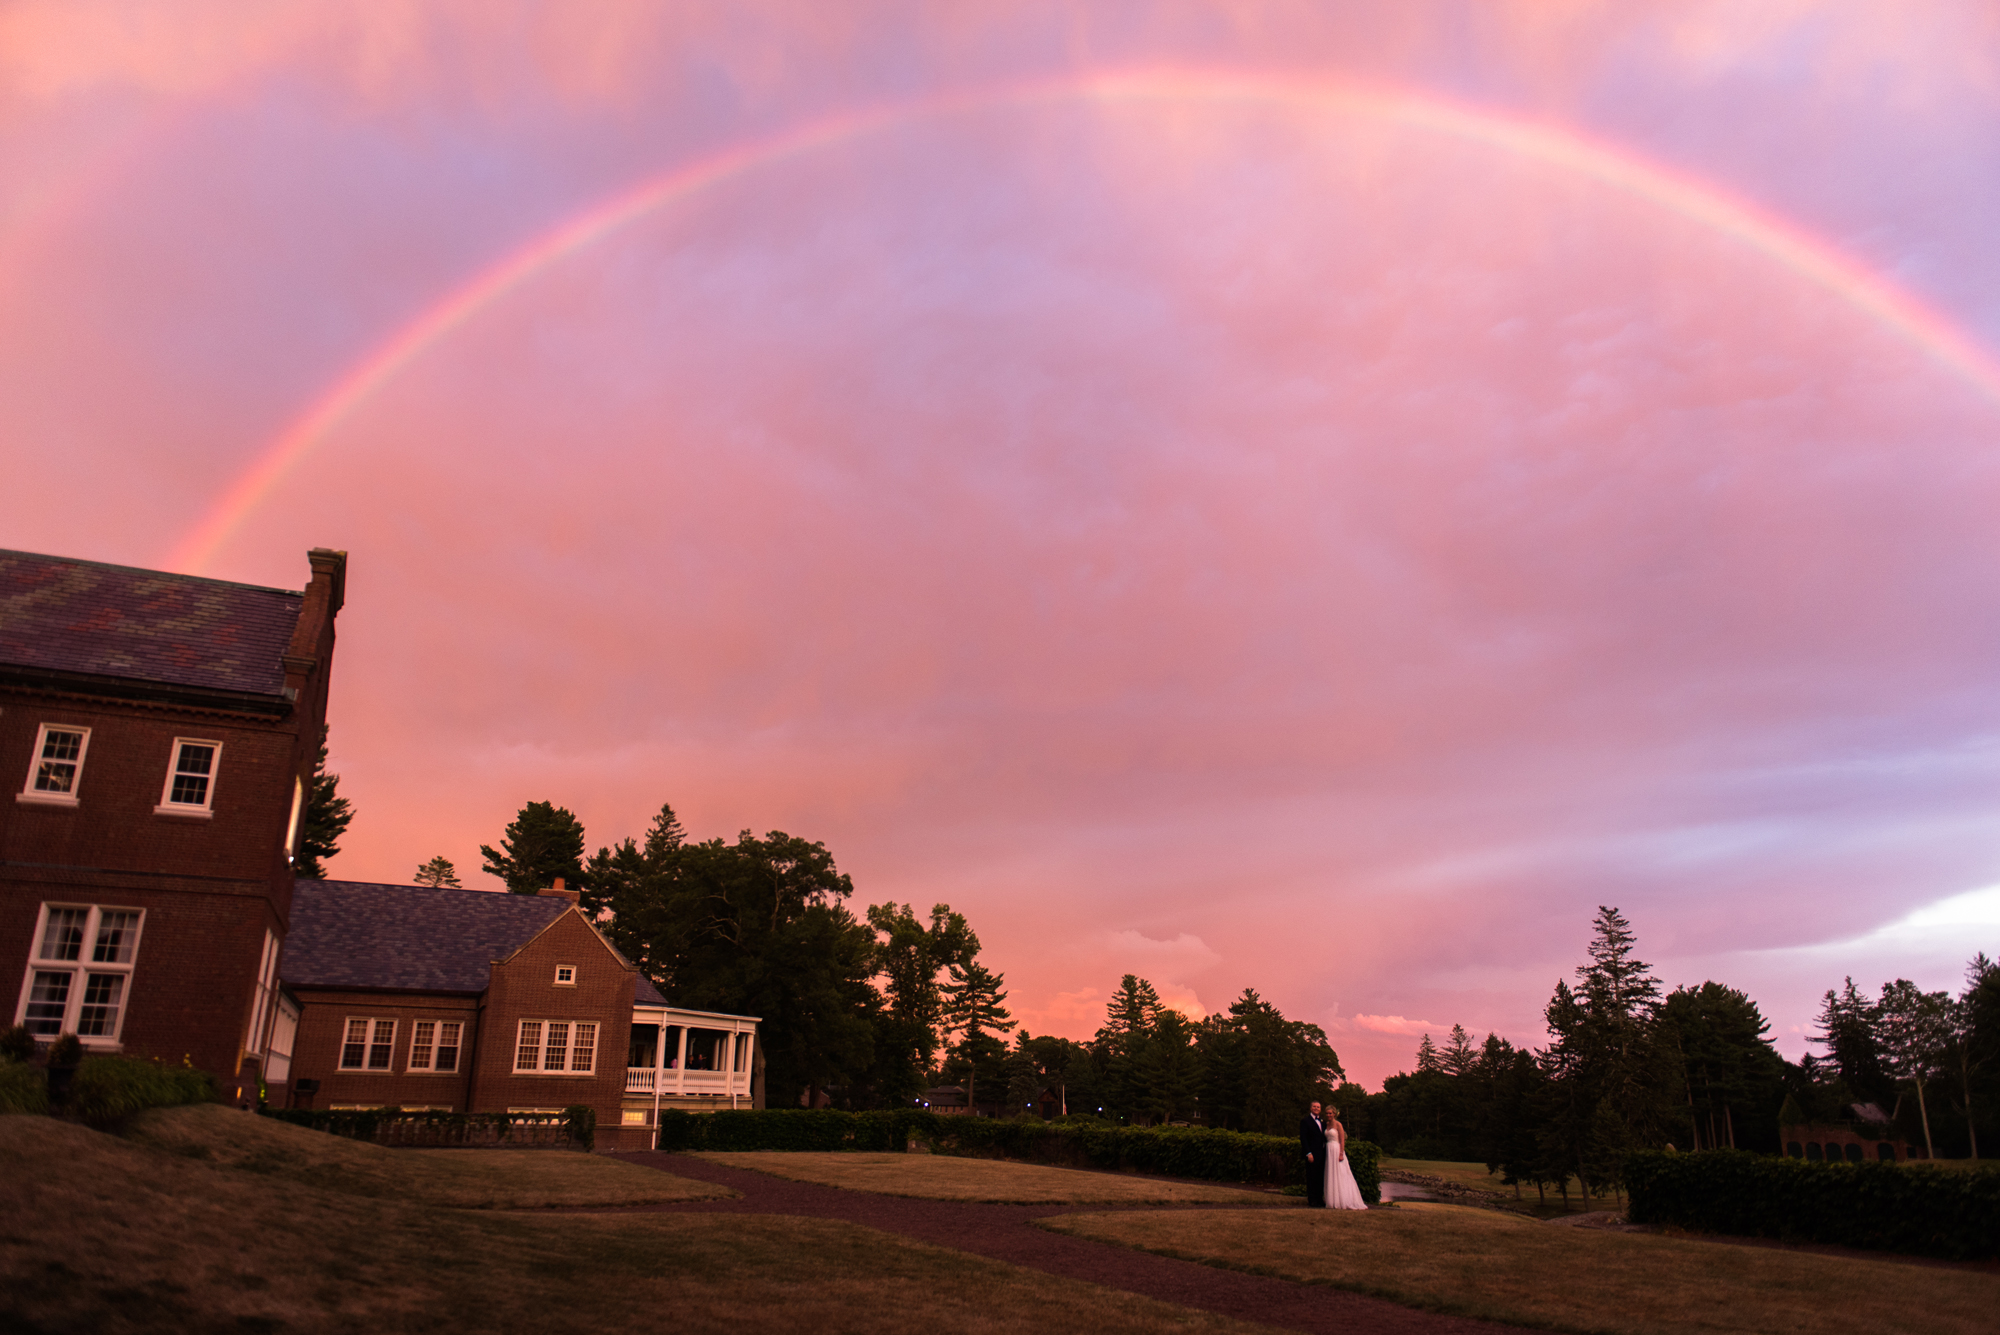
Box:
[471,910,634,1128]
[287,988,479,1110]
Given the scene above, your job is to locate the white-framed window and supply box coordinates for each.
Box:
[15,903,142,1043]
[554,965,576,986]
[512,1019,596,1074]
[407,1020,462,1073]
[339,1018,397,1071]
[155,738,221,817]
[19,724,90,806]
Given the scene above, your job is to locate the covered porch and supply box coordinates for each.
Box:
[622,1005,760,1143]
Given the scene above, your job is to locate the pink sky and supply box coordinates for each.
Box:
[5,3,1999,1086]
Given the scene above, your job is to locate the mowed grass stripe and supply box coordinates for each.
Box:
[126,1102,728,1208]
[1043,1203,2000,1335]
[695,1150,1284,1204]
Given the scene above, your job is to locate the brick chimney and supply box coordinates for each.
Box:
[537,877,580,904]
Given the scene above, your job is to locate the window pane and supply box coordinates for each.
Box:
[436,1022,461,1073]
[516,1021,542,1070]
[175,743,214,777]
[544,1022,569,1071]
[169,772,210,805]
[342,1019,369,1068]
[367,1020,395,1070]
[34,730,84,793]
[39,908,86,961]
[25,971,71,1035]
[92,911,139,964]
[409,1021,434,1071]
[78,973,124,1036]
[570,1023,596,1072]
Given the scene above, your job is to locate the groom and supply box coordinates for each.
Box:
[1298,1100,1328,1208]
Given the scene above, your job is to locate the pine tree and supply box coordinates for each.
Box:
[941,960,1014,1113]
[294,728,352,879]
[480,801,587,895]
[1443,1024,1477,1077]
[1415,1033,1441,1072]
[412,856,461,888]
[1814,977,1893,1107]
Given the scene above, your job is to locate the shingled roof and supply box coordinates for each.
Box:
[0,549,303,696]
[285,879,664,1003]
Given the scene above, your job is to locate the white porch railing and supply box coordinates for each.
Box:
[625,1067,752,1096]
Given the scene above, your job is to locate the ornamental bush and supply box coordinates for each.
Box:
[66,1055,215,1128]
[1625,1149,2000,1261]
[652,1108,1379,1202]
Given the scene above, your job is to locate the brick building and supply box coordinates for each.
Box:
[1,547,344,1102]
[282,878,760,1150]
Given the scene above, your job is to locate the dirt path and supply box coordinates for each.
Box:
[601,1152,1523,1334]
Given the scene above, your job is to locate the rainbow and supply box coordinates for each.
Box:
[168,68,2000,574]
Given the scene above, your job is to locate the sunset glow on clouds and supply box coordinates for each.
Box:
[5,2,1999,1084]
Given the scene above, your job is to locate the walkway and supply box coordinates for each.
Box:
[603,1152,1523,1334]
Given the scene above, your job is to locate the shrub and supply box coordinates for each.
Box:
[0,1061,48,1115]
[563,1104,596,1152]
[0,1025,34,1064]
[653,1109,1380,1202]
[1625,1149,2000,1261]
[66,1055,216,1128]
[260,1107,591,1149]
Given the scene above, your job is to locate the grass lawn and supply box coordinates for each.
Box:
[2,1113,1275,1334]
[126,1103,727,1207]
[696,1151,1283,1204]
[1381,1158,1618,1214]
[1044,1201,2000,1335]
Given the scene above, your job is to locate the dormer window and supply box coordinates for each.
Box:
[554,965,577,986]
[18,725,89,807]
[156,739,221,817]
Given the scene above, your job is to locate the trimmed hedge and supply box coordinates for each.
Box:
[1625,1149,2000,1261]
[655,1109,1380,1202]
[66,1055,216,1128]
[263,1104,597,1151]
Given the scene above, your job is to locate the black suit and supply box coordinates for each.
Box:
[1298,1113,1327,1208]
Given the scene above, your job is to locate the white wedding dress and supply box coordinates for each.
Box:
[1324,1134,1368,1210]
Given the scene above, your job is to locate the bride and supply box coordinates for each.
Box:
[1324,1112,1368,1210]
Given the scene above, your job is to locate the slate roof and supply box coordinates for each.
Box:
[0,549,303,695]
[285,879,665,1003]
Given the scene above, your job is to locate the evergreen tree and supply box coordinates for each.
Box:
[1813,977,1892,1107]
[1953,953,1999,1160]
[1659,981,1788,1152]
[480,800,587,895]
[1195,988,1341,1134]
[1443,1024,1477,1077]
[1094,975,1163,1122]
[412,856,461,888]
[941,959,1014,1113]
[294,728,352,879]
[1415,1033,1442,1073]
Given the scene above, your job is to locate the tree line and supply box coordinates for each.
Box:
[1334,907,1999,1207]
[398,798,1342,1121]
[325,786,1998,1166]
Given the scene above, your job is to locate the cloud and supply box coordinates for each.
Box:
[1351,1015,1445,1038]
